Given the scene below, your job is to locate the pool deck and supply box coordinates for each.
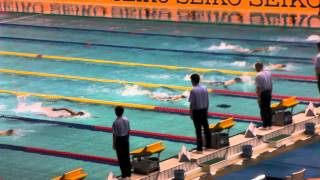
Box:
[131,106,320,180]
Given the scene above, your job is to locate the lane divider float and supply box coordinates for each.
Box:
[0,68,317,103]
[0,37,312,62]
[0,143,118,165]
[0,114,196,144]
[0,51,315,82]
[0,89,261,122]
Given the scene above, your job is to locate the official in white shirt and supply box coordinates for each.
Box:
[255,62,273,130]
[112,106,131,178]
[314,42,320,94]
[189,74,211,151]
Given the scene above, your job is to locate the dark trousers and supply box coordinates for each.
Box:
[317,74,320,94]
[115,135,131,178]
[259,90,272,127]
[192,108,211,151]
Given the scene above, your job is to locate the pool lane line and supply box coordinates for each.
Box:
[0,68,317,104]
[0,68,317,103]
[0,114,196,144]
[0,36,312,63]
[0,143,119,165]
[0,23,315,48]
[0,89,261,122]
[0,51,316,82]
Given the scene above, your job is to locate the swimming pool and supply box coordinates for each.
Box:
[0,13,318,179]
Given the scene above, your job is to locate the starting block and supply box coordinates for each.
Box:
[208,117,234,149]
[130,141,165,174]
[271,97,299,126]
[51,168,88,180]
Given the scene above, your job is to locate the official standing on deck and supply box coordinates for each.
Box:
[255,62,273,130]
[112,106,131,178]
[189,74,211,152]
[314,42,320,94]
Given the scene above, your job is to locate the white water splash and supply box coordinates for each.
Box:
[240,75,255,92]
[206,42,251,53]
[266,46,287,54]
[12,129,35,140]
[198,60,218,67]
[121,85,152,96]
[14,96,87,118]
[306,35,320,42]
[285,63,296,71]
[184,74,205,81]
[231,61,247,67]
[148,74,175,80]
[0,104,6,111]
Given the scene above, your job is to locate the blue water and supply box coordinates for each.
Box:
[0,149,115,180]
[218,141,320,180]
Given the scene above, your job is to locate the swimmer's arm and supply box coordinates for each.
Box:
[0,130,12,136]
[53,108,77,116]
[250,47,269,54]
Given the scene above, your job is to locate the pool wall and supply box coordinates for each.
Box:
[131,109,320,179]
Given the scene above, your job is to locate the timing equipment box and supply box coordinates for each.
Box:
[272,111,292,126]
[132,157,160,174]
[207,133,230,149]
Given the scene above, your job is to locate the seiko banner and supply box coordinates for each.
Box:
[0,0,319,28]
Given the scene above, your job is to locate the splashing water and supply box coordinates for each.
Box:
[231,61,247,67]
[240,75,255,92]
[198,60,218,67]
[284,63,296,71]
[306,35,320,42]
[121,85,152,96]
[266,46,287,54]
[148,74,176,80]
[206,42,251,53]
[11,129,35,140]
[184,74,205,81]
[14,96,87,118]
[0,104,6,111]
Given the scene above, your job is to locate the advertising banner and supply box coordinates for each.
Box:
[0,0,319,28]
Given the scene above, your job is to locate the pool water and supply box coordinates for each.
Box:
[0,13,318,179]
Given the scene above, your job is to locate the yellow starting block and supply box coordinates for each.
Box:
[51,168,88,180]
[208,117,235,149]
[209,117,235,134]
[130,141,165,174]
[130,141,165,159]
[271,96,299,112]
[271,97,299,126]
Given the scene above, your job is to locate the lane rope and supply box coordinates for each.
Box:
[0,51,316,82]
[0,114,196,144]
[0,36,312,62]
[0,89,261,122]
[0,143,118,165]
[0,68,317,103]
[0,23,315,47]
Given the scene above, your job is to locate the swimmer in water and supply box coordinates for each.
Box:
[249,47,272,53]
[252,63,287,71]
[202,77,243,87]
[267,64,287,71]
[0,129,14,136]
[39,107,86,118]
[151,91,190,102]
[50,108,85,117]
